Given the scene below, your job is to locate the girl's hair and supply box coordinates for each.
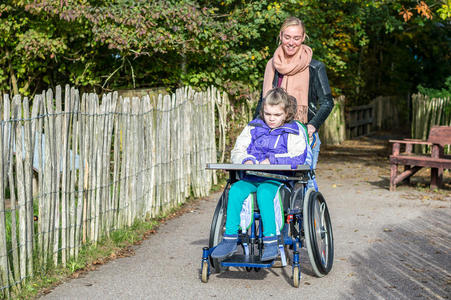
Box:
[278,17,308,44]
[260,88,297,123]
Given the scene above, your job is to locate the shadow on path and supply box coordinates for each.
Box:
[340,209,450,299]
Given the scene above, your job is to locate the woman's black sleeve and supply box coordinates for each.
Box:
[309,63,334,129]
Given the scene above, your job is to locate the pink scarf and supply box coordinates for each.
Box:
[263,44,312,123]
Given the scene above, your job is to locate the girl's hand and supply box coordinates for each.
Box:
[244,160,254,165]
[260,158,270,164]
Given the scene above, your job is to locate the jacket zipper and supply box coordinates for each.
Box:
[274,135,281,149]
[308,104,317,116]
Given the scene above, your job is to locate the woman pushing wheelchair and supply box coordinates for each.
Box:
[260,16,334,171]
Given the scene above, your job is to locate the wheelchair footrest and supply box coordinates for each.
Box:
[221,255,275,268]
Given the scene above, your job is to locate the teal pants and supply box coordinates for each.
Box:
[225,180,281,237]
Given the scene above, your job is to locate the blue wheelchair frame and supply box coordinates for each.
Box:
[201,163,333,287]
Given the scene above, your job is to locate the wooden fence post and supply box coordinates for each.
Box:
[0,96,11,298]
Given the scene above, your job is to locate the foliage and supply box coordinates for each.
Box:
[0,0,449,104]
[417,75,451,98]
[350,0,451,104]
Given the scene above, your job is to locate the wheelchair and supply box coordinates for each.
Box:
[201,163,334,287]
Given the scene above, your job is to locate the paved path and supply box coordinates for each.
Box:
[42,139,450,299]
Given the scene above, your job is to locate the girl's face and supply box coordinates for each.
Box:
[280,25,305,58]
[263,104,287,129]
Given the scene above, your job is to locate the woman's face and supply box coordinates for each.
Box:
[263,104,287,129]
[280,25,305,58]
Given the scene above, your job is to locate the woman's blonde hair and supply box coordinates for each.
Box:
[278,16,308,44]
[260,88,297,123]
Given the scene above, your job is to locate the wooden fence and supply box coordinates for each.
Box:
[372,96,406,130]
[346,96,409,139]
[346,103,373,138]
[0,85,221,296]
[411,94,451,154]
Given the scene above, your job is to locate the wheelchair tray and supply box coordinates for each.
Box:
[207,163,311,182]
[206,163,310,171]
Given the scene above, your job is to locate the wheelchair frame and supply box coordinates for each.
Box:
[201,164,334,287]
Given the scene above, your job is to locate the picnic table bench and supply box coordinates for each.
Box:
[389,126,451,191]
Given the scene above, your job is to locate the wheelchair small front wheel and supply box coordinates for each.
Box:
[292,266,300,288]
[303,189,334,277]
[201,261,209,283]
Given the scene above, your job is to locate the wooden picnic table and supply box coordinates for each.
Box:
[389,126,451,190]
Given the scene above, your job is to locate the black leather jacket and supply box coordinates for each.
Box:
[255,59,334,130]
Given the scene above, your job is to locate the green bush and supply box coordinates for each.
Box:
[417,76,451,99]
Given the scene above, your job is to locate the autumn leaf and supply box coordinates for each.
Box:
[399,6,413,22]
[416,1,433,19]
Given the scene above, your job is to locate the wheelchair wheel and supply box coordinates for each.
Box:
[292,266,300,288]
[201,261,209,283]
[303,189,334,277]
[208,189,228,273]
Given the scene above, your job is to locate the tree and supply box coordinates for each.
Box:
[0,0,449,104]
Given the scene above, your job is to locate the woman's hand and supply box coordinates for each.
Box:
[244,160,254,165]
[260,158,270,164]
[307,124,316,139]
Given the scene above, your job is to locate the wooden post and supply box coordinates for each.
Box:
[53,86,62,265]
[42,89,56,266]
[430,144,441,189]
[12,95,27,282]
[390,143,400,191]
[111,93,121,228]
[35,94,44,262]
[78,93,87,250]
[69,87,79,257]
[4,94,20,288]
[22,97,34,275]
[0,97,11,298]
[60,85,71,266]
[92,93,101,243]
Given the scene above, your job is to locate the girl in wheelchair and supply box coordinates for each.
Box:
[211,87,312,261]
